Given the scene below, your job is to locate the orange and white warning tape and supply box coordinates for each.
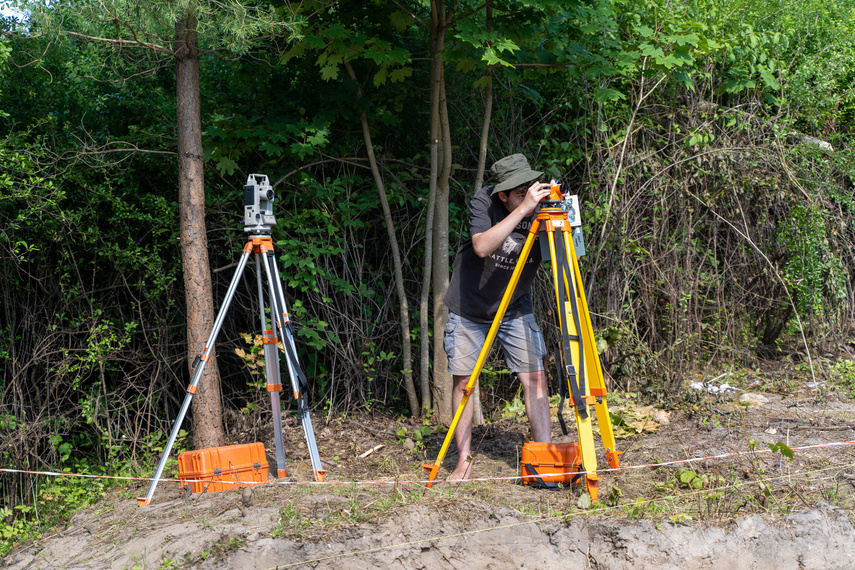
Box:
[0,440,853,489]
[0,441,855,486]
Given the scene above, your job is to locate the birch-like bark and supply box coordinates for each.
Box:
[431,61,453,423]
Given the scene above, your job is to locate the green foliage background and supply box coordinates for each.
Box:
[0,0,854,547]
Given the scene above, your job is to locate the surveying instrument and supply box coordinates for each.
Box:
[138,174,325,506]
[423,182,622,500]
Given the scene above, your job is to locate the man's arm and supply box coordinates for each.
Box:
[472,181,552,258]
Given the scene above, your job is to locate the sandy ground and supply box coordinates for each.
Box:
[4,379,855,569]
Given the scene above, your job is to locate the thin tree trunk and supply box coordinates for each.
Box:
[474,5,494,192]
[474,74,493,192]
[423,0,446,421]
[419,4,440,419]
[467,4,494,426]
[344,61,419,417]
[175,13,224,450]
[419,185,437,417]
[431,61,453,424]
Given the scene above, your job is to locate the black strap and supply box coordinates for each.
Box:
[523,464,560,490]
[554,341,569,436]
[552,235,588,420]
[571,464,584,485]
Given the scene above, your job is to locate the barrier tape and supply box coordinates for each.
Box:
[1,440,853,489]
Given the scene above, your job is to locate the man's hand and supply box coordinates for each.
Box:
[472,180,552,257]
[518,181,552,216]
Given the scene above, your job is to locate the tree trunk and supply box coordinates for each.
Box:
[175,13,225,450]
[427,0,454,424]
[344,61,419,417]
[474,73,493,192]
[466,5,495,425]
[474,5,494,193]
[419,0,444,413]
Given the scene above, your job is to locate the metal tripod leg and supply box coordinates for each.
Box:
[255,256,289,478]
[260,248,326,481]
[137,246,253,507]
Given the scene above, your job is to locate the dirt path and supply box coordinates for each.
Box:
[4,382,855,569]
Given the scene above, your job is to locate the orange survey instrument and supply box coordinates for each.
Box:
[178,442,269,494]
[423,182,621,501]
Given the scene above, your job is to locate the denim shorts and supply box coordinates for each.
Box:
[443,311,546,375]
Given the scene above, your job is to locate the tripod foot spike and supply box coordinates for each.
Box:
[422,463,441,488]
[585,474,601,502]
[137,497,152,507]
[313,470,327,483]
[277,469,288,478]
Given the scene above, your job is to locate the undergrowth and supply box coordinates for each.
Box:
[0,429,190,556]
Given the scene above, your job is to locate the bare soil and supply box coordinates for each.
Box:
[4,368,855,569]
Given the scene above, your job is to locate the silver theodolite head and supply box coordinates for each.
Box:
[244,174,276,233]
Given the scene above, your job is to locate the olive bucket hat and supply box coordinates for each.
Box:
[490,153,543,195]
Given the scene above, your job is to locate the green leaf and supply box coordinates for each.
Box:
[758,67,780,90]
[456,59,478,73]
[635,25,654,38]
[668,33,700,47]
[259,141,283,157]
[482,47,515,68]
[593,88,625,103]
[280,43,306,64]
[388,47,410,64]
[768,442,794,460]
[215,157,238,176]
[320,64,339,81]
[373,66,388,87]
[493,38,520,53]
[363,47,387,65]
[390,67,413,83]
[389,11,414,31]
[639,42,665,61]
[304,35,326,50]
[473,75,492,89]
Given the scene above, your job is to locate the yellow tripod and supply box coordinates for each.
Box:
[423,183,621,500]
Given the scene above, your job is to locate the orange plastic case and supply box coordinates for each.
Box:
[520,442,581,486]
[178,442,268,493]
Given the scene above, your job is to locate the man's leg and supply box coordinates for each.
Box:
[497,314,551,443]
[447,374,475,480]
[518,370,552,443]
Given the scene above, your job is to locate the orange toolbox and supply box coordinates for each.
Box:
[178,442,268,493]
[520,442,581,487]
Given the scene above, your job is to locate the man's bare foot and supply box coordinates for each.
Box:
[446,459,473,481]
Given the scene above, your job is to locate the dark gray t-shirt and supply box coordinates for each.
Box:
[443,185,541,323]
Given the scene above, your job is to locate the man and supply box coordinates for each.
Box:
[443,153,553,481]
